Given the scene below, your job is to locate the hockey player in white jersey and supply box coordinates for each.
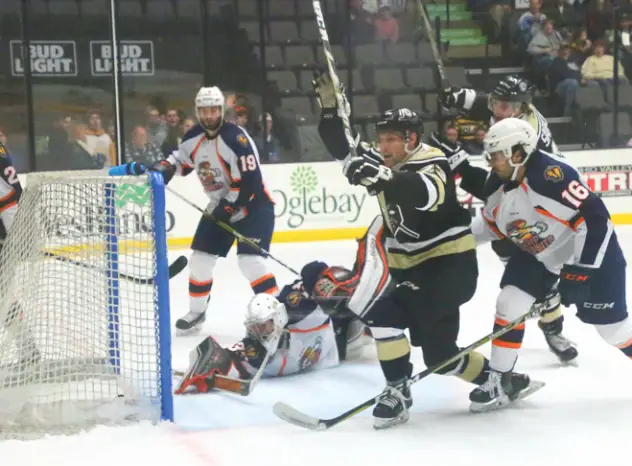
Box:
[0,141,39,364]
[468,118,631,412]
[175,261,368,394]
[434,75,578,364]
[111,86,278,334]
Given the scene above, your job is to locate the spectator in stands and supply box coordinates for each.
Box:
[47,115,71,162]
[84,111,115,167]
[124,126,164,167]
[161,108,184,157]
[518,0,548,47]
[443,122,460,144]
[570,27,593,62]
[581,39,627,84]
[254,112,281,163]
[182,117,196,133]
[463,126,487,155]
[374,6,399,44]
[66,123,106,170]
[585,0,612,41]
[349,0,375,44]
[145,105,167,146]
[235,105,249,128]
[543,0,580,37]
[549,44,582,115]
[528,19,564,70]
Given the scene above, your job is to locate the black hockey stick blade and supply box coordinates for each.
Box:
[272,308,539,430]
[43,252,187,285]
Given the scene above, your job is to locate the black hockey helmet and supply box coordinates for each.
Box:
[490,75,534,104]
[375,108,424,142]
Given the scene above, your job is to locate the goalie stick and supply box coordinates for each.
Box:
[273,307,542,430]
[173,350,271,396]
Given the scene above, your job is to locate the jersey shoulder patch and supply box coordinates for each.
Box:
[219,122,254,156]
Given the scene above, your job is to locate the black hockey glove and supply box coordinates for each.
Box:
[343,150,392,194]
[439,86,466,108]
[559,264,594,306]
[428,132,471,171]
[210,199,238,223]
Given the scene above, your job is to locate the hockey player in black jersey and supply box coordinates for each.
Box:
[312,70,532,429]
[435,74,578,364]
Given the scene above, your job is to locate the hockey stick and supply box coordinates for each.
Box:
[417,0,449,90]
[0,238,188,284]
[43,251,188,285]
[166,186,300,275]
[273,307,540,430]
[312,0,358,161]
[174,350,271,396]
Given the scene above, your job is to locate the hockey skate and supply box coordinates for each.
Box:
[469,370,545,413]
[539,320,578,364]
[175,311,206,336]
[373,378,412,429]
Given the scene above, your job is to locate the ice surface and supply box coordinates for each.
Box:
[3,228,632,465]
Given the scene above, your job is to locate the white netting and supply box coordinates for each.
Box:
[0,172,170,439]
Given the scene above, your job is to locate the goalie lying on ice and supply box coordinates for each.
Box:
[175,262,370,395]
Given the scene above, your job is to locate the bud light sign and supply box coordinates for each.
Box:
[90,41,155,76]
[10,40,78,77]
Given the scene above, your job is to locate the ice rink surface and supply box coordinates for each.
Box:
[4,228,632,465]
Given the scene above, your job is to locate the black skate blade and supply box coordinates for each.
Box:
[470,380,546,413]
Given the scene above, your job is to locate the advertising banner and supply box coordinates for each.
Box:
[90,40,155,76]
[10,40,78,77]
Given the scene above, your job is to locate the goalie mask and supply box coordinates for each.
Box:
[244,294,288,343]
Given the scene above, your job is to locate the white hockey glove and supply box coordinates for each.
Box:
[312,69,350,119]
[428,131,471,171]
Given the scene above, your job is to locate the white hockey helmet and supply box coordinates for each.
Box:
[244,294,288,343]
[484,117,538,180]
[195,86,225,126]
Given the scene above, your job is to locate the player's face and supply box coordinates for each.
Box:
[488,150,514,179]
[490,98,522,121]
[248,319,275,340]
[377,131,407,167]
[198,106,223,131]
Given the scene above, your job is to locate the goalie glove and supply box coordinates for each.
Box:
[175,336,238,394]
[312,68,350,119]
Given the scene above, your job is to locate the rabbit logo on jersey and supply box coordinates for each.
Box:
[506,219,554,254]
[299,336,323,372]
[197,162,224,192]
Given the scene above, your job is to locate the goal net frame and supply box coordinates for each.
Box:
[0,170,173,438]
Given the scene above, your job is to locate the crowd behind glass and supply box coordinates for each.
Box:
[1,0,632,173]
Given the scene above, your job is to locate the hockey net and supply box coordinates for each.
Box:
[0,172,172,439]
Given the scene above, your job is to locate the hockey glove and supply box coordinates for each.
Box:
[343,150,392,194]
[312,68,350,118]
[301,260,330,294]
[439,86,465,108]
[108,162,146,176]
[559,264,594,306]
[428,132,471,171]
[209,199,246,224]
[175,336,235,394]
